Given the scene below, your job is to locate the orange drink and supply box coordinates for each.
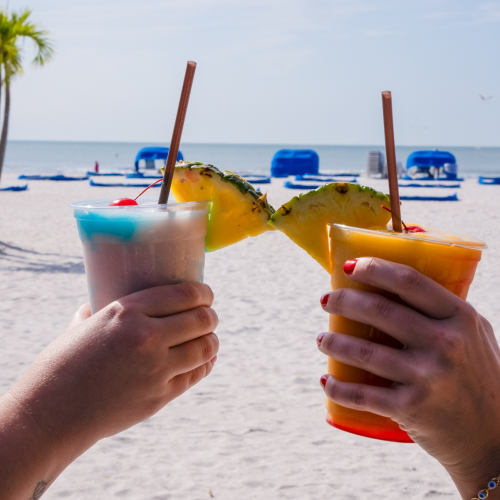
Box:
[326,223,486,443]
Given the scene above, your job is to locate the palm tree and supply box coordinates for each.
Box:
[0,9,54,183]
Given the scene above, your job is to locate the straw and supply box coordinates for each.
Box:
[381,91,402,232]
[158,61,197,204]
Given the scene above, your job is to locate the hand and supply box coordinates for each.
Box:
[64,302,91,331]
[318,258,500,498]
[0,282,218,500]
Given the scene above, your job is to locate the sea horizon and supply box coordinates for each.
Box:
[4,140,500,176]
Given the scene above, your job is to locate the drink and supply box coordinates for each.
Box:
[326,223,486,443]
[71,197,209,314]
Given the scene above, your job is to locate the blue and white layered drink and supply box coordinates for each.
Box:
[71,197,209,313]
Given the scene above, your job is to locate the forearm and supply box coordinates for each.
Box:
[0,392,81,500]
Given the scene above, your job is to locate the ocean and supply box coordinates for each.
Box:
[3,141,500,176]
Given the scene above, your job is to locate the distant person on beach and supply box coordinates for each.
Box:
[0,283,219,500]
[94,161,99,173]
[319,257,500,500]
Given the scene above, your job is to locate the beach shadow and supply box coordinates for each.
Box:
[6,260,85,274]
[0,240,84,274]
[0,240,79,258]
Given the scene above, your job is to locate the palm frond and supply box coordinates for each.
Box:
[0,7,54,78]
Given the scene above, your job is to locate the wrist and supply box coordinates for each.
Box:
[443,438,500,500]
[0,393,71,499]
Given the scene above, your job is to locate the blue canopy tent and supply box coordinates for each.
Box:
[134,147,184,172]
[271,150,319,178]
[405,150,461,181]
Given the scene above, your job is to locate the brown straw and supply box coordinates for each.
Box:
[158,61,197,204]
[381,91,402,233]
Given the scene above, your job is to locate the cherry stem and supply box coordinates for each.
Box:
[134,179,163,201]
[381,205,408,232]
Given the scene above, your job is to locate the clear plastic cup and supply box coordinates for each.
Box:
[71,197,209,314]
[326,223,486,443]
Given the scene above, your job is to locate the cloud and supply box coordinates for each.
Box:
[476,1,500,23]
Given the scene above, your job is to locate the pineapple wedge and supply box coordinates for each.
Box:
[269,182,391,272]
[170,162,275,251]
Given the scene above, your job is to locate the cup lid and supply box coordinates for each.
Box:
[329,223,487,250]
[70,197,209,212]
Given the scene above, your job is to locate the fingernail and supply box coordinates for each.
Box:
[320,374,329,389]
[320,293,331,307]
[343,259,357,275]
[211,355,217,365]
[317,333,326,346]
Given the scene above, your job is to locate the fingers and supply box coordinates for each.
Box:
[346,258,464,320]
[65,303,91,331]
[318,332,414,383]
[321,374,396,419]
[167,360,215,401]
[168,332,219,376]
[322,287,436,347]
[156,306,219,347]
[121,282,215,318]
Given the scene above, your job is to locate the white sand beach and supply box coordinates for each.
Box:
[1,171,498,499]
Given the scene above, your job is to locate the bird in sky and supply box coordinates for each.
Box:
[479,94,493,101]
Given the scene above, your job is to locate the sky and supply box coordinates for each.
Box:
[5,0,500,146]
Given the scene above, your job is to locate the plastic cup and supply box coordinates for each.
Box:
[326,223,486,443]
[70,197,209,314]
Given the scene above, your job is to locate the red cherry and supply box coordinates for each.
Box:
[406,225,426,233]
[109,198,138,206]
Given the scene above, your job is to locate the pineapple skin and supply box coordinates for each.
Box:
[171,163,275,252]
[269,182,392,272]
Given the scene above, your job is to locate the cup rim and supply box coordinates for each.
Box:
[328,223,487,251]
[69,197,209,212]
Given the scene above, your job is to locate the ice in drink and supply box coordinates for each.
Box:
[326,223,486,443]
[71,197,209,314]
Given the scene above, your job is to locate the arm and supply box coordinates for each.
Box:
[0,282,219,500]
[318,258,500,499]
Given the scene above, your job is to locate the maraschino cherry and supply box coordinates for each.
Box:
[109,198,138,206]
[108,178,163,206]
[405,225,426,233]
[381,206,426,233]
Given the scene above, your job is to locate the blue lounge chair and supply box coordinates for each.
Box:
[478,176,500,185]
[399,183,460,189]
[271,150,319,177]
[126,172,163,179]
[0,184,28,191]
[87,172,124,177]
[235,173,271,184]
[245,177,271,184]
[284,181,321,189]
[405,150,464,181]
[301,172,360,178]
[89,179,162,188]
[296,175,358,183]
[134,147,183,172]
[399,193,458,201]
[19,174,88,181]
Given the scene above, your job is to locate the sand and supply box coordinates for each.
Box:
[1,171,498,500]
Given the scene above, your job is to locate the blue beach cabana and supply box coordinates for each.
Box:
[405,150,459,180]
[271,150,319,178]
[134,147,184,172]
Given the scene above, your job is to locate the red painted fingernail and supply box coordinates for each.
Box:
[211,355,217,365]
[320,293,330,307]
[320,375,329,389]
[317,333,326,346]
[343,259,357,275]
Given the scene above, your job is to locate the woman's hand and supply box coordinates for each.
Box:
[318,258,500,499]
[0,282,219,500]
